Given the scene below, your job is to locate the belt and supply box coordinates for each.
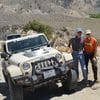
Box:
[84,51,94,54]
[73,50,82,51]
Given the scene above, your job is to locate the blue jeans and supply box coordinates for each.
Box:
[72,51,87,80]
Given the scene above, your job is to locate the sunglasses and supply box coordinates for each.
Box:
[77,32,82,35]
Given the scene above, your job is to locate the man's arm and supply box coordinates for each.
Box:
[93,38,98,57]
[68,39,72,48]
[67,39,73,53]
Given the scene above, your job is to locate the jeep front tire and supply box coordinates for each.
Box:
[8,77,23,100]
[62,69,77,90]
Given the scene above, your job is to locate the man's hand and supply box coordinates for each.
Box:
[67,47,73,53]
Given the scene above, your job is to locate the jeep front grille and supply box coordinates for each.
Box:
[31,57,60,72]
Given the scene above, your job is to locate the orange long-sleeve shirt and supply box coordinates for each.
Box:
[84,37,97,53]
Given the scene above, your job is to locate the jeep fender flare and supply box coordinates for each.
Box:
[7,65,23,77]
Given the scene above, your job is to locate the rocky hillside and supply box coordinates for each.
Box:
[0,0,100,25]
[0,0,100,31]
[0,0,100,15]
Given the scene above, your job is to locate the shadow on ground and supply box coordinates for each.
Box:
[0,80,96,100]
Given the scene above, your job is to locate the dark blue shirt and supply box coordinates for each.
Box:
[68,36,84,51]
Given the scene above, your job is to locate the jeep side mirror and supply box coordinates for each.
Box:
[1,52,8,59]
[47,43,51,47]
[47,41,52,47]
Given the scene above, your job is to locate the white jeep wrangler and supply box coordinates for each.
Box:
[0,33,77,100]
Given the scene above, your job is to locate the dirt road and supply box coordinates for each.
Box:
[0,57,100,100]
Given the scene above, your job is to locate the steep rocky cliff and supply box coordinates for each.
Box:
[0,0,100,27]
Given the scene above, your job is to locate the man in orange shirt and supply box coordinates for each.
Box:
[84,29,98,83]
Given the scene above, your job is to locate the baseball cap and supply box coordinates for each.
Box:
[76,28,83,33]
[85,29,92,34]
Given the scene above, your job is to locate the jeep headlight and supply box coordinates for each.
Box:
[55,53,62,61]
[22,63,30,70]
[55,53,65,65]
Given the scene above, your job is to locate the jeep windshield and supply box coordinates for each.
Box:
[6,35,48,54]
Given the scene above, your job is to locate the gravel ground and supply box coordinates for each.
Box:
[0,56,100,100]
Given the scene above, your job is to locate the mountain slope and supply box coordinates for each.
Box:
[0,0,100,27]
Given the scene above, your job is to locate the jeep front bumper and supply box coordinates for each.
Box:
[13,60,74,87]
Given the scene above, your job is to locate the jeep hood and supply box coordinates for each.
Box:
[9,47,60,64]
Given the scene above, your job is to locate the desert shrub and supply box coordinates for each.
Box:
[89,13,100,18]
[23,20,53,39]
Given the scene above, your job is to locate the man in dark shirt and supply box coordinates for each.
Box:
[68,28,88,83]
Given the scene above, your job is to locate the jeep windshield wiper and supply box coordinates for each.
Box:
[31,43,48,51]
[31,46,41,51]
